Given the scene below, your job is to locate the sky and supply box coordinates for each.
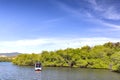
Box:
[0,0,120,53]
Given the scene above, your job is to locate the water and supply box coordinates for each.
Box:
[0,62,120,80]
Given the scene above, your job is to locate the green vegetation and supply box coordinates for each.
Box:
[12,42,120,72]
[0,57,12,62]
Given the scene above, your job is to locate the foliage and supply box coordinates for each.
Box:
[12,42,120,72]
[0,57,12,62]
[110,52,120,72]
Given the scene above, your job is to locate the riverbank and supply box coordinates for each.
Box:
[12,42,120,72]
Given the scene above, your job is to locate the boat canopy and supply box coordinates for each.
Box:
[35,62,41,68]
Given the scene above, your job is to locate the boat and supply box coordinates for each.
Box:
[35,62,42,71]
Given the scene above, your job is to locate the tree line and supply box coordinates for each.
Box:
[0,57,12,62]
[12,42,120,72]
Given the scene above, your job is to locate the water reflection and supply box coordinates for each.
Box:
[33,71,41,80]
[0,62,120,80]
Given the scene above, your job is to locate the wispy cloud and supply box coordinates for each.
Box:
[102,22,120,30]
[88,0,97,5]
[56,0,120,31]
[92,17,120,30]
[103,7,120,20]
[42,17,64,23]
[84,12,120,31]
[88,0,120,20]
[87,0,104,11]
[55,1,84,17]
[0,37,120,53]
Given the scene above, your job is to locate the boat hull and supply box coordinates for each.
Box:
[35,67,42,71]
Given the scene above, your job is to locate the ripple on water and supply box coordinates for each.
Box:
[0,62,120,80]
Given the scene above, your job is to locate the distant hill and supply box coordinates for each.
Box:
[0,52,21,57]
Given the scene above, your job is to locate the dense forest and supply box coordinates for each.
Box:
[12,42,120,72]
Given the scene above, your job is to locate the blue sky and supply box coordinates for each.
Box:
[0,0,120,53]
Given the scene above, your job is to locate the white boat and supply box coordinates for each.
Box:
[35,62,42,71]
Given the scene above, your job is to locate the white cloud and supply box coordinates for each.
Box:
[93,17,120,30]
[42,17,64,24]
[84,12,120,31]
[56,0,120,31]
[0,39,47,47]
[0,38,120,53]
[56,1,84,17]
[102,22,120,30]
[103,7,120,20]
[88,0,97,5]
[87,0,104,11]
[88,0,120,20]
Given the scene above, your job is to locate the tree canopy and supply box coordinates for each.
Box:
[12,42,120,72]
